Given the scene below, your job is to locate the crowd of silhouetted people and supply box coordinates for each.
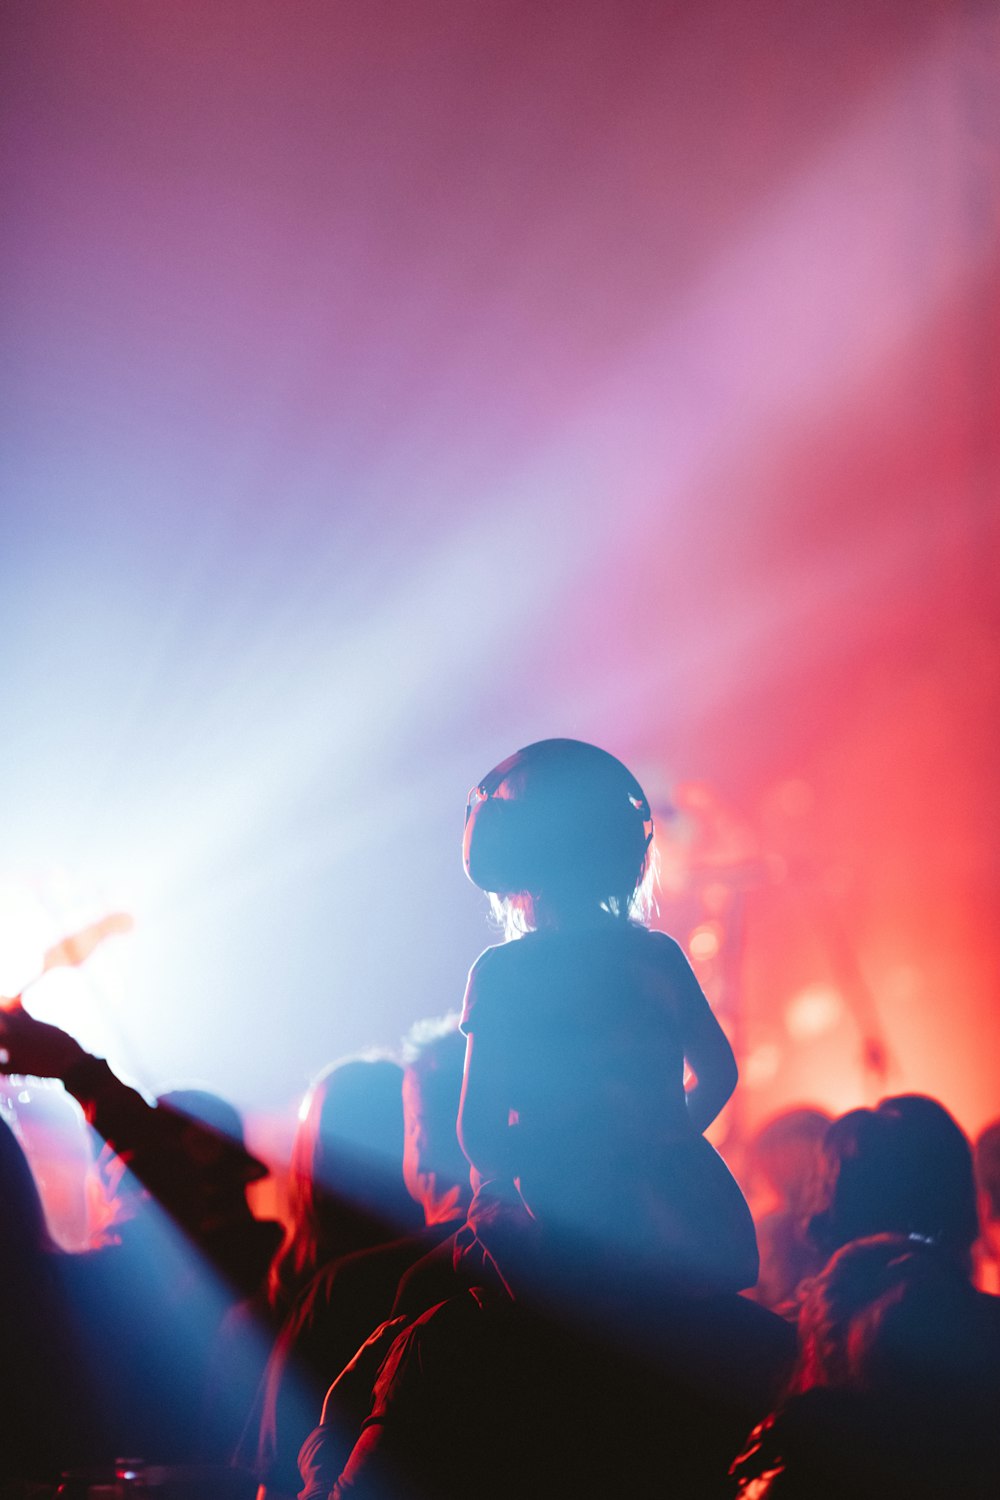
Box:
[1,739,999,1498]
[3,992,1000,1498]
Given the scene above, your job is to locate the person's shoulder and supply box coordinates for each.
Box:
[467,941,509,978]
[303,1231,429,1310]
[461,941,519,1031]
[370,1295,470,1397]
[387,1287,502,1375]
[731,1389,859,1497]
[631,925,686,963]
[464,941,509,1000]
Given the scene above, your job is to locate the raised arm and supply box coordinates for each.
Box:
[0,1000,259,1229]
[0,1001,154,1145]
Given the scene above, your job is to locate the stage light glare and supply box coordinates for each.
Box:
[785,983,844,1039]
[0,873,139,1067]
[0,882,52,996]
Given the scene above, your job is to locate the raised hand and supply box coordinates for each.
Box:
[0,1001,90,1077]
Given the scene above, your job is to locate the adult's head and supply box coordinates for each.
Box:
[875,1094,979,1265]
[155,1086,268,1232]
[792,1233,982,1399]
[735,1232,1000,1498]
[156,1086,261,1163]
[745,1105,833,1310]
[400,1014,469,1225]
[747,1105,832,1214]
[808,1095,978,1272]
[270,1055,418,1308]
[463,738,654,932]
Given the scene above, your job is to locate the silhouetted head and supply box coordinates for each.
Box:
[875,1094,979,1262]
[807,1109,894,1258]
[747,1105,832,1213]
[463,739,654,931]
[792,1233,978,1398]
[291,1055,413,1233]
[157,1086,253,1151]
[808,1096,978,1271]
[156,1087,267,1180]
[400,1014,469,1223]
[270,1054,417,1308]
[153,1086,268,1235]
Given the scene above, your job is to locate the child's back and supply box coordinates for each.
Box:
[462,921,757,1291]
[459,739,758,1295]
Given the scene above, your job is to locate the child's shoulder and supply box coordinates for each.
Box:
[636,926,685,959]
[468,939,511,977]
[461,941,522,1034]
[465,933,555,1001]
[464,940,516,1002]
[468,927,687,978]
[469,930,549,963]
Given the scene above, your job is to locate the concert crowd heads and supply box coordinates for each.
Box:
[0,742,995,1496]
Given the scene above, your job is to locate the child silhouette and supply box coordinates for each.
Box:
[458,739,758,1301]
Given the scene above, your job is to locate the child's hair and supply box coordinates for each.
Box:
[464,739,655,936]
[488,851,658,939]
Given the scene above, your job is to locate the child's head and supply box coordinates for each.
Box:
[463,738,654,934]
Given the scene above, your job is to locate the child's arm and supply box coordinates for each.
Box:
[662,936,738,1135]
[456,948,516,1182]
[457,1031,515,1182]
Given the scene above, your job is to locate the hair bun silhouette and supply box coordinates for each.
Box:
[463,738,652,901]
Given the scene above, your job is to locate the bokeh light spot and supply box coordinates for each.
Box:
[688,922,723,961]
[785,983,844,1039]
